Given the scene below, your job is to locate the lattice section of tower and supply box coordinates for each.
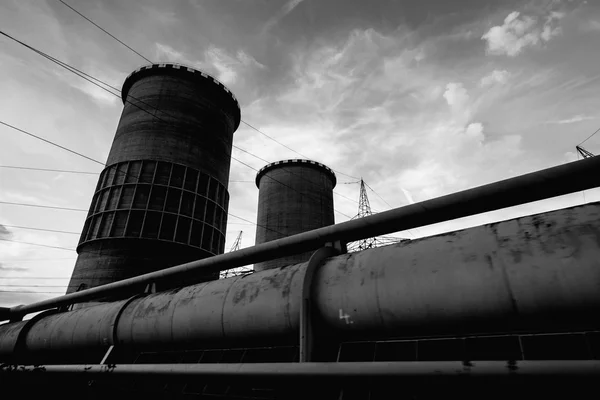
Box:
[576,145,595,159]
[220,231,254,278]
[346,179,407,252]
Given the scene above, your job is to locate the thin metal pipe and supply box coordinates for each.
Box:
[1,361,599,377]
[8,156,600,318]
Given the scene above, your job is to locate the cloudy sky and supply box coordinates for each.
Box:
[1,0,600,307]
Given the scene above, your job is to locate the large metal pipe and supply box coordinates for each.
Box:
[24,300,130,352]
[8,156,600,319]
[2,202,599,358]
[2,361,599,378]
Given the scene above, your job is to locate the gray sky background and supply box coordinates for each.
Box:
[2,0,600,306]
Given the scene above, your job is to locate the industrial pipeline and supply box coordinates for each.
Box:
[2,201,600,361]
[3,155,600,321]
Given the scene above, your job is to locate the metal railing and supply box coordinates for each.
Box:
[2,361,599,378]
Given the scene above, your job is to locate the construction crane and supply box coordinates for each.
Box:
[219,231,254,278]
[346,179,407,252]
[576,145,595,159]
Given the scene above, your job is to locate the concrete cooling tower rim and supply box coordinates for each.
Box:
[255,159,337,188]
[121,63,241,129]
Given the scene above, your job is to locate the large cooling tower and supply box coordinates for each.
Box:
[254,159,336,271]
[67,63,240,294]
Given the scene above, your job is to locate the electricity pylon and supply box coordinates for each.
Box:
[220,231,253,278]
[576,145,594,159]
[346,179,407,252]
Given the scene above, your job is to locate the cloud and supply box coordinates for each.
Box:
[401,188,415,204]
[205,47,238,84]
[482,11,564,56]
[0,224,11,239]
[155,43,188,62]
[480,69,510,86]
[546,115,595,124]
[0,263,28,272]
[236,50,267,70]
[0,291,57,308]
[443,82,469,108]
[443,82,473,125]
[71,81,120,106]
[464,122,485,143]
[263,0,305,33]
[243,23,530,209]
[580,19,600,32]
[47,61,123,107]
[563,151,579,163]
[153,43,265,86]
[0,224,13,271]
[3,0,597,260]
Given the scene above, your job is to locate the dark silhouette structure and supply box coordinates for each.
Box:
[3,63,600,399]
[67,64,240,293]
[254,159,336,271]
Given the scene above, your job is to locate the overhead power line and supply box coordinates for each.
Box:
[0,224,80,235]
[0,275,174,280]
[232,146,354,218]
[0,165,99,175]
[363,181,394,209]
[238,121,360,180]
[332,169,360,181]
[0,167,262,183]
[1,30,351,225]
[0,120,104,166]
[236,150,352,219]
[0,163,356,190]
[1,29,353,220]
[0,200,256,228]
[0,284,71,288]
[0,238,75,251]
[57,0,153,63]
[578,126,600,146]
[230,152,353,220]
[1,258,76,262]
[0,201,87,212]
[334,191,360,206]
[0,283,122,289]
[0,199,257,227]
[0,119,284,237]
[52,1,360,181]
[240,120,309,159]
[0,276,79,279]
[0,290,66,294]
[576,145,594,159]
[0,200,86,213]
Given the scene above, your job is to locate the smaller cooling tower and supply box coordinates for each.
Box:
[254,159,336,271]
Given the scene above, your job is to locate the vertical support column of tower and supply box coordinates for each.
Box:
[67,64,240,294]
[254,159,337,271]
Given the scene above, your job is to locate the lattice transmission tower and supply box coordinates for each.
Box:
[219,231,254,278]
[576,145,595,159]
[346,179,407,252]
